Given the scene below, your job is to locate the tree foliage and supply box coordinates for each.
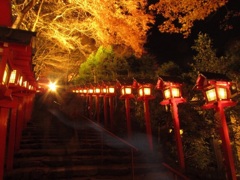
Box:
[10,0,230,82]
[190,33,227,73]
[12,0,154,81]
[156,61,182,77]
[189,33,240,173]
[149,0,228,37]
[224,38,240,81]
[76,46,158,84]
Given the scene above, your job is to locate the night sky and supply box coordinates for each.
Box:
[146,0,240,67]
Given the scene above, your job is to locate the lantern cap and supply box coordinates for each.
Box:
[116,78,134,89]
[0,26,36,45]
[102,80,117,87]
[133,78,155,88]
[194,71,232,90]
[156,75,184,90]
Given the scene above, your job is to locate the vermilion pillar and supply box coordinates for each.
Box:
[118,82,135,140]
[171,99,185,170]
[88,95,93,119]
[95,95,100,123]
[193,72,237,179]
[14,95,25,152]
[156,76,186,170]
[103,96,108,128]
[125,98,132,139]
[6,108,17,171]
[109,97,114,130]
[217,102,236,180]
[0,0,12,26]
[0,108,10,179]
[25,94,34,125]
[143,99,153,151]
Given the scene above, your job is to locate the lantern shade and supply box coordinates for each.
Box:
[139,86,151,97]
[194,72,236,109]
[107,86,115,94]
[104,81,117,97]
[19,76,23,86]
[172,87,180,98]
[23,80,28,88]
[94,87,101,94]
[217,87,228,100]
[163,87,181,99]
[116,78,135,99]
[205,88,217,102]
[164,89,171,99]
[83,88,87,94]
[2,63,10,85]
[121,87,132,95]
[156,76,185,105]
[9,69,17,84]
[133,78,155,101]
[8,69,24,88]
[102,87,107,94]
[88,88,94,94]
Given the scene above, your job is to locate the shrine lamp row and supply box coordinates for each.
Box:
[70,73,236,107]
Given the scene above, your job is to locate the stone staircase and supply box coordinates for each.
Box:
[4,104,174,180]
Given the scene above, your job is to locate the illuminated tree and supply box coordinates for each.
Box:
[11,0,229,81]
[11,0,154,81]
[149,0,228,37]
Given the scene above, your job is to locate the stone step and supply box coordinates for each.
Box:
[22,131,100,137]
[14,148,131,158]
[5,106,173,180]
[13,156,131,168]
[19,142,110,149]
[13,153,161,168]
[19,139,130,148]
[4,164,132,180]
[5,162,168,179]
[20,137,104,143]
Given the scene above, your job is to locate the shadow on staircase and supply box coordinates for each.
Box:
[4,99,180,180]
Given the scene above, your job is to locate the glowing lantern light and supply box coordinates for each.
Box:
[117,79,135,138]
[48,82,57,92]
[193,72,237,180]
[133,78,155,151]
[156,76,186,170]
[2,63,10,85]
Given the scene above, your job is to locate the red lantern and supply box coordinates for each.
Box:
[133,78,155,151]
[194,72,235,109]
[194,72,237,180]
[156,76,186,170]
[156,76,185,105]
[117,79,135,139]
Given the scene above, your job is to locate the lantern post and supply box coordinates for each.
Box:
[194,72,237,180]
[81,86,88,116]
[156,76,186,171]
[87,86,94,119]
[93,85,101,123]
[101,83,108,128]
[117,79,135,139]
[105,82,116,131]
[133,78,155,151]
